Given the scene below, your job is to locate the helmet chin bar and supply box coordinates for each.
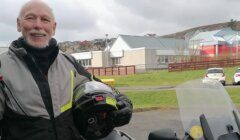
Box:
[73,81,119,139]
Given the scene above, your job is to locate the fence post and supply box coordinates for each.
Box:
[112,67,113,76]
[124,66,126,75]
[118,67,120,75]
[104,67,106,76]
[133,65,136,74]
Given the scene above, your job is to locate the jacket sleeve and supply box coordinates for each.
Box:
[0,84,5,138]
[0,84,5,119]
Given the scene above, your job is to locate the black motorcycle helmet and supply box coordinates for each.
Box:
[72,81,120,140]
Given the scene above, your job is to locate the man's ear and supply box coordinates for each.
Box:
[17,18,21,32]
[52,22,57,36]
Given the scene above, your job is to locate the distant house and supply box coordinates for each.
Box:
[188,28,240,60]
[71,51,108,67]
[72,35,189,72]
[108,35,188,72]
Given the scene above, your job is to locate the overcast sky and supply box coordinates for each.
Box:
[0,0,239,46]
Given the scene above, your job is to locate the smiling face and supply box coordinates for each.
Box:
[17,1,56,48]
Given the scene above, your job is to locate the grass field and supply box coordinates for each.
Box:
[100,66,240,110]
[125,88,240,110]
[100,66,239,87]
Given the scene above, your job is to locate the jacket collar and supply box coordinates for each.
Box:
[9,38,28,58]
[8,37,58,58]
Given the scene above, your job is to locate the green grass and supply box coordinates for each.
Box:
[100,66,240,109]
[100,67,239,87]
[101,70,205,87]
[125,90,177,109]
[227,88,240,106]
[125,87,240,109]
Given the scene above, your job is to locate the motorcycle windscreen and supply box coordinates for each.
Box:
[176,79,240,140]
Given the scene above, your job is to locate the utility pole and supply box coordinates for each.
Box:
[105,34,109,67]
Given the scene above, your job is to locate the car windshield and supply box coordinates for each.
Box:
[207,69,223,74]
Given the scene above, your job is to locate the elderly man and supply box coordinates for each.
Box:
[0,0,132,140]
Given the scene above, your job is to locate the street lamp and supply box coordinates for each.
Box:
[105,34,109,67]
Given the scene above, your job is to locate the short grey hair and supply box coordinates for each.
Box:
[18,0,55,20]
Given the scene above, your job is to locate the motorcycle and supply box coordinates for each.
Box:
[4,78,240,140]
[98,129,134,140]
[149,79,240,140]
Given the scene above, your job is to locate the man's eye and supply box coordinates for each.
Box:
[42,18,50,22]
[25,16,35,20]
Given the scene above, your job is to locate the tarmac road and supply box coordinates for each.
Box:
[116,85,175,92]
[116,84,240,140]
[118,109,184,140]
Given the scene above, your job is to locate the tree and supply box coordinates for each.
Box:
[229,19,240,31]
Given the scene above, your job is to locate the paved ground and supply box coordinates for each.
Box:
[118,109,184,140]
[115,85,240,140]
[116,86,181,140]
[116,85,175,92]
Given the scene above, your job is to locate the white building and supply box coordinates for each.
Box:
[71,35,189,72]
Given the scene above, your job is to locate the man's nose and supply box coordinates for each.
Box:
[33,18,43,29]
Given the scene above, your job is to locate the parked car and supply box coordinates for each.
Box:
[233,68,240,85]
[203,68,226,85]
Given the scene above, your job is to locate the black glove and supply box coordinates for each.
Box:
[112,93,133,127]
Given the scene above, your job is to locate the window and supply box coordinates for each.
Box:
[158,56,168,64]
[165,57,168,63]
[79,59,92,67]
[112,57,121,66]
[157,56,176,64]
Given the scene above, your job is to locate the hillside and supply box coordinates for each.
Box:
[58,38,116,53]
[59,20,240,53]
[162,20,240,39]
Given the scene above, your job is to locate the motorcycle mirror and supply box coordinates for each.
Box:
[148,128,178,140]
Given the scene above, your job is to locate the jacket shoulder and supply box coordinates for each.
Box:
[60,53,92,80]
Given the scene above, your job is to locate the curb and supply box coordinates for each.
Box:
[133,107,178,112]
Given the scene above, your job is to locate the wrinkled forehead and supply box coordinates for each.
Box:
[19,1,55,19]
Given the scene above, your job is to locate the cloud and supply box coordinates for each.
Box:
[115,0,240,30]
[0,23,21,46]
[49,1,97,32]
[0,0,240,46]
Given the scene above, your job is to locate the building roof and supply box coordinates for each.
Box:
[120,35,185,50]
[215,28,236,38]
[190,30,222,42]
[215,28,240,45]
[190,28,240,46]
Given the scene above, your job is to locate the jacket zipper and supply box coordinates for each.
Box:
[25,54,58,140]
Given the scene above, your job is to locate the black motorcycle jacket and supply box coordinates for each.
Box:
[0,38,90,140]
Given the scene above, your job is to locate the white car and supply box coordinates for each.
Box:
[233,68,240,85]
[203,68,226,86]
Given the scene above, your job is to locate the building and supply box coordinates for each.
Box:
[71,35,189,72]
[71,51,108,67]
[188,28,240,60]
